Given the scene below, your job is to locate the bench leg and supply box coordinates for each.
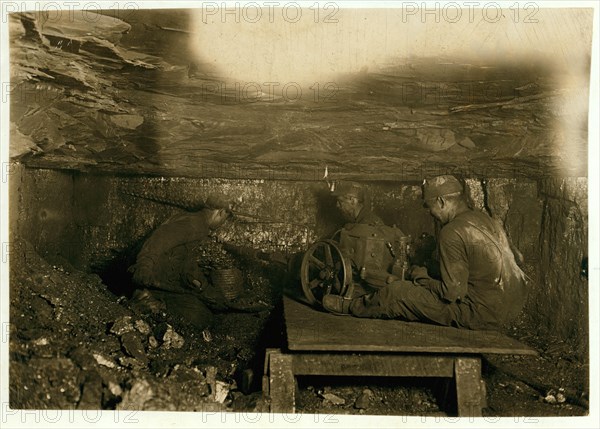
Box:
[266,349,295,413]
[262,348,278,396]
[455,357,486,417]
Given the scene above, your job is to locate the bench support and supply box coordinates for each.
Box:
[264,349,486,417]
[264,349,296,413]
[455,357,486,417]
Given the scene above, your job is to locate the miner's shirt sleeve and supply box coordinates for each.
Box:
[430,226,469,303]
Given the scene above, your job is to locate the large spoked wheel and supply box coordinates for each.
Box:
[300,240,351,305]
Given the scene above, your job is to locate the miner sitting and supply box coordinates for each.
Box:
[287,180,385,279]
[129,196,247,329]
[332,181,383,226]
[322,175,528,330]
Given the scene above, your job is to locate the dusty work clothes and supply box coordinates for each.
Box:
[130,210,229,329]
[350,209,527,330]
[353,207,384,226]
[133,210,213,288]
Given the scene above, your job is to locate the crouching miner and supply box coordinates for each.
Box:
[322,175,528,330]
[129,196,237,329]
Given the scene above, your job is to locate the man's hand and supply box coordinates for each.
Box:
[131,264,153,285]
[130,258,160,288]
[410,265,431,286]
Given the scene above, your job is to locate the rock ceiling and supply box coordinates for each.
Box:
[9,9,591,181]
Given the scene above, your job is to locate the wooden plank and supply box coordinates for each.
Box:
[284,296,537,355]
[262,348,280,396]
[455,357,485,417]
[267,351,295,413]
[292,353,455,377]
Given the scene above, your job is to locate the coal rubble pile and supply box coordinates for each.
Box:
[8,238,590,417]
[9,239,276,411]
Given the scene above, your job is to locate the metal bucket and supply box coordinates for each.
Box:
[211,268,244,300]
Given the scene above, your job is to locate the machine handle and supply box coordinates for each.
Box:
[386,242,396,258]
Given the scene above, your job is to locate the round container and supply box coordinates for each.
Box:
[210,268,244,300]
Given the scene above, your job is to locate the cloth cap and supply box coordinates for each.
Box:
[422,175,464,200]
[331,181,365,200]
[205,196,234,211]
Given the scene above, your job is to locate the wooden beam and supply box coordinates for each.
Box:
[292,353,455,377]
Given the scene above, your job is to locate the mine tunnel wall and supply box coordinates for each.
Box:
[9,163,588,356]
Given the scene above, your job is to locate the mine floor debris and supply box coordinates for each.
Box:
[9,239,589,416]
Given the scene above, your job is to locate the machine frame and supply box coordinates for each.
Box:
[301,223,411,306]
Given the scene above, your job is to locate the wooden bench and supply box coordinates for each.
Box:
[263,296,537,416]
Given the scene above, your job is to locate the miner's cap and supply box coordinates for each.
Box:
[331,181,365,199]
[422,175,464,200]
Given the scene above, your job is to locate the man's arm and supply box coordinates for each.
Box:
[423,228,469,303]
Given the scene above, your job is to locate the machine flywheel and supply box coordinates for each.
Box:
[300,239,351,305]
